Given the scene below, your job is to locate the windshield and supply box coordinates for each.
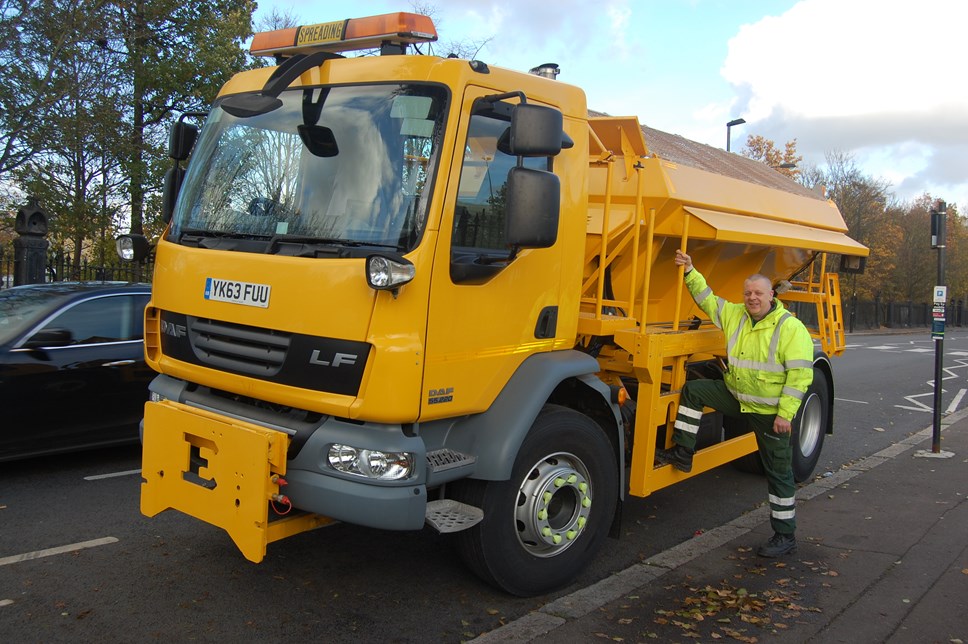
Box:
[169,84,448,255]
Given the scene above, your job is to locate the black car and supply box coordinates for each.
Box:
[0,282,153,461]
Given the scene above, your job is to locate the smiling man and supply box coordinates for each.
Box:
[655,249,814,557]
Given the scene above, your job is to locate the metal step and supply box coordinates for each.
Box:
[424,499,483,533]
[426,448,476,473]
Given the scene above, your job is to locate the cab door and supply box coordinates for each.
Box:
[422,89,568,420]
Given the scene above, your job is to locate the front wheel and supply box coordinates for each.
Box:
[450,405,619,596]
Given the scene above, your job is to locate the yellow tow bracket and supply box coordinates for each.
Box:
[140,400,334,563]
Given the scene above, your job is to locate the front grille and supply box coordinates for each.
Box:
[188,316,291,377]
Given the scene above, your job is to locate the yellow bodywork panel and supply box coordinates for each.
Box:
[140,401,334,563]
[683,207,869,256]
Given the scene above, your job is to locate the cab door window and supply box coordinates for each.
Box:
[451,104,547,282]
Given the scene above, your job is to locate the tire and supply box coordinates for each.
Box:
[450,405,619,597]
[724,367,830,483]
[790,368,829,482]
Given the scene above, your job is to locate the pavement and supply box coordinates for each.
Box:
[472,408,968,644]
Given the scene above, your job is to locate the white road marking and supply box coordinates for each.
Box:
[835,397,869,404]
[905,348,933,353]
[0,537,118,567]
[84,469,141,481]
[946,388,967,414]
[896,391,935,412]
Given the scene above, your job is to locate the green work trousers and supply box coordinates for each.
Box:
[672,378,796,535]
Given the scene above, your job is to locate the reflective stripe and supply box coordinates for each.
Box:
[727,317,747,355]
[785,359,814,369]
[730,358,784,373]
[732,390,780,406]
[677,406,703,420]
[713,298,726,328]
[694,286,712,305]
[769,494,796,506]
[782,386,806,400]
[675,419,699,435]
[767,313,792,362]
[772,509,796,520]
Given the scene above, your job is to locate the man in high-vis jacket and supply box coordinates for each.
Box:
[655,250,815,557]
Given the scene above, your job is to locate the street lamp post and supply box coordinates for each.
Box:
[726,118,746,152]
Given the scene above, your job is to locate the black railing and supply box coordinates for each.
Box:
[789,295,964,332]
[0,244,153,289]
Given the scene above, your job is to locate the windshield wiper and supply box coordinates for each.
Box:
[266,234,401,257]
[177,228,271,252]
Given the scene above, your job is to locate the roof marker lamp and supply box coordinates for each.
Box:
[366,254,415,297]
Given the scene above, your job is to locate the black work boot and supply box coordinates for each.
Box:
[654,445,694,473]
[757,532,797,557]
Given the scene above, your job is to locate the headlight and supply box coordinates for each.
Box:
[327,444,415,481]
[366,254,415,293]
[116,234,151,262]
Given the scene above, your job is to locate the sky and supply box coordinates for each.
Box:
[254,0,967,213]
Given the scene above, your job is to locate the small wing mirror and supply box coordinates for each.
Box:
[23,328,73,349]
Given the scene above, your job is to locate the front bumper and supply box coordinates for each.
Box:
[140,399,428,563]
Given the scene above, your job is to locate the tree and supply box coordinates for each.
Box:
[0,0,88,187]
[12,2,132,275]
[99,0,255,236]
[813,152,895,300]
[741,134,802,179]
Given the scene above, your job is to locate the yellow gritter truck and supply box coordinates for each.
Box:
[119,12,869,596]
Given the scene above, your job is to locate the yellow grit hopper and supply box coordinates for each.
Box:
[580,116,868,354]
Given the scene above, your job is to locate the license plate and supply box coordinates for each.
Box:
[204,278,271,308]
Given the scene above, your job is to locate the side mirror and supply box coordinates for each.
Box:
[503,104,565,157]
[161,166,185,224]
[23,328,73,349]
[505,167,559,249]
[169,121,198,161]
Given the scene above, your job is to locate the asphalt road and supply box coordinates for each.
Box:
[0,329,962,642]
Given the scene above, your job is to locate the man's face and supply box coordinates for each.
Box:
[744,277,774,321]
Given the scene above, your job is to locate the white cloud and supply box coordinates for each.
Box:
[721,0,968,210]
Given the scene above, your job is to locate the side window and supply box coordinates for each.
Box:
[451,108,546,281]
[41,294,148,345]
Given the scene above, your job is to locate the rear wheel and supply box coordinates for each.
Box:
[450,405,619,596]
[790,368,829,482]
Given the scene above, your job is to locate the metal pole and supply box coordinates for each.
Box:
[931,200,947,453]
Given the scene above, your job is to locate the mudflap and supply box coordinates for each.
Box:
[140,400,333,563]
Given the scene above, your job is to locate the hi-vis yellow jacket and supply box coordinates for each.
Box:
[685,268,815,420]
